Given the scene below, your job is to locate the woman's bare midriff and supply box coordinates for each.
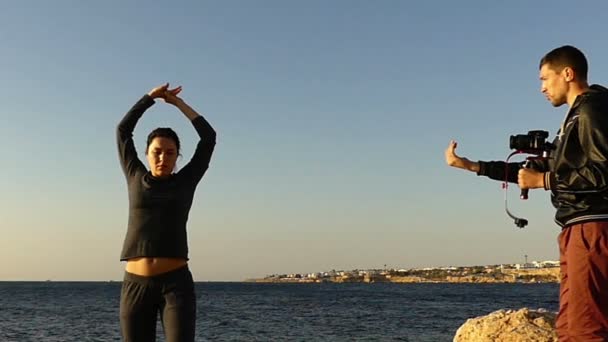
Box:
[125,257,188,276]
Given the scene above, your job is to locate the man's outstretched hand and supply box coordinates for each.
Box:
[444,140,480,173]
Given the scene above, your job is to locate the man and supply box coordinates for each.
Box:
[445,45,608,341]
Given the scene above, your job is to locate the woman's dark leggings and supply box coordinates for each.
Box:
[120,265,196,342]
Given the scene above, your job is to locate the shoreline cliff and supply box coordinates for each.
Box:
[246,267,560,284]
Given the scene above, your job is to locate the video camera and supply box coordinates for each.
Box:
[504,130,554,228]
[509,130,553,155]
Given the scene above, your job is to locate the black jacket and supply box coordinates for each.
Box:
[478,84,608,228]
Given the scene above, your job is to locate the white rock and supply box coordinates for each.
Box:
[453,308,557,342]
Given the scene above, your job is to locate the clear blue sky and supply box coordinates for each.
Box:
[2,1,608,281]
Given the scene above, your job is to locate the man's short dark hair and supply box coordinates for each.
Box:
[539,45,588,81]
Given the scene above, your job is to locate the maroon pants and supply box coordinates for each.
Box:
[556,221,608,341]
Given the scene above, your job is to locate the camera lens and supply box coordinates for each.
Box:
[509,134,530,150]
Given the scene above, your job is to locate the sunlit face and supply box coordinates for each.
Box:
[146,137,178,178]
[539,63,569,107]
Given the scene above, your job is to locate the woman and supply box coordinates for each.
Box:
[116,83,216,341]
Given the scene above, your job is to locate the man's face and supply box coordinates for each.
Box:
[540,63,568,107]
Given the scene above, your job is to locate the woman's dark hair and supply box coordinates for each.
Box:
[146,127,181,153]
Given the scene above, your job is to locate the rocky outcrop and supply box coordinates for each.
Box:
[248,267,561,283]
[385,276,426,283]
[454,308,557,342]
[502,268,560,283]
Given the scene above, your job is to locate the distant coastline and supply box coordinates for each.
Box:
[245,263,561,284]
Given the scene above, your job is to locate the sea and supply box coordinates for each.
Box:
[0,282,558,341]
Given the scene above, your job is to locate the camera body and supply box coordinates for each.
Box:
[509,130,553,154]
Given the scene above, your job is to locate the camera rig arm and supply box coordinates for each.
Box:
[503,151,530,228]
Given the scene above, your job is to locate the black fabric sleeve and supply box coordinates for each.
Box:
[178,115,217,184]
[477,161,523,183]
[477,157,549,184]
[117,95,155,179]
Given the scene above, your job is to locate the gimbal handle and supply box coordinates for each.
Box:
[520,160,531,200]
